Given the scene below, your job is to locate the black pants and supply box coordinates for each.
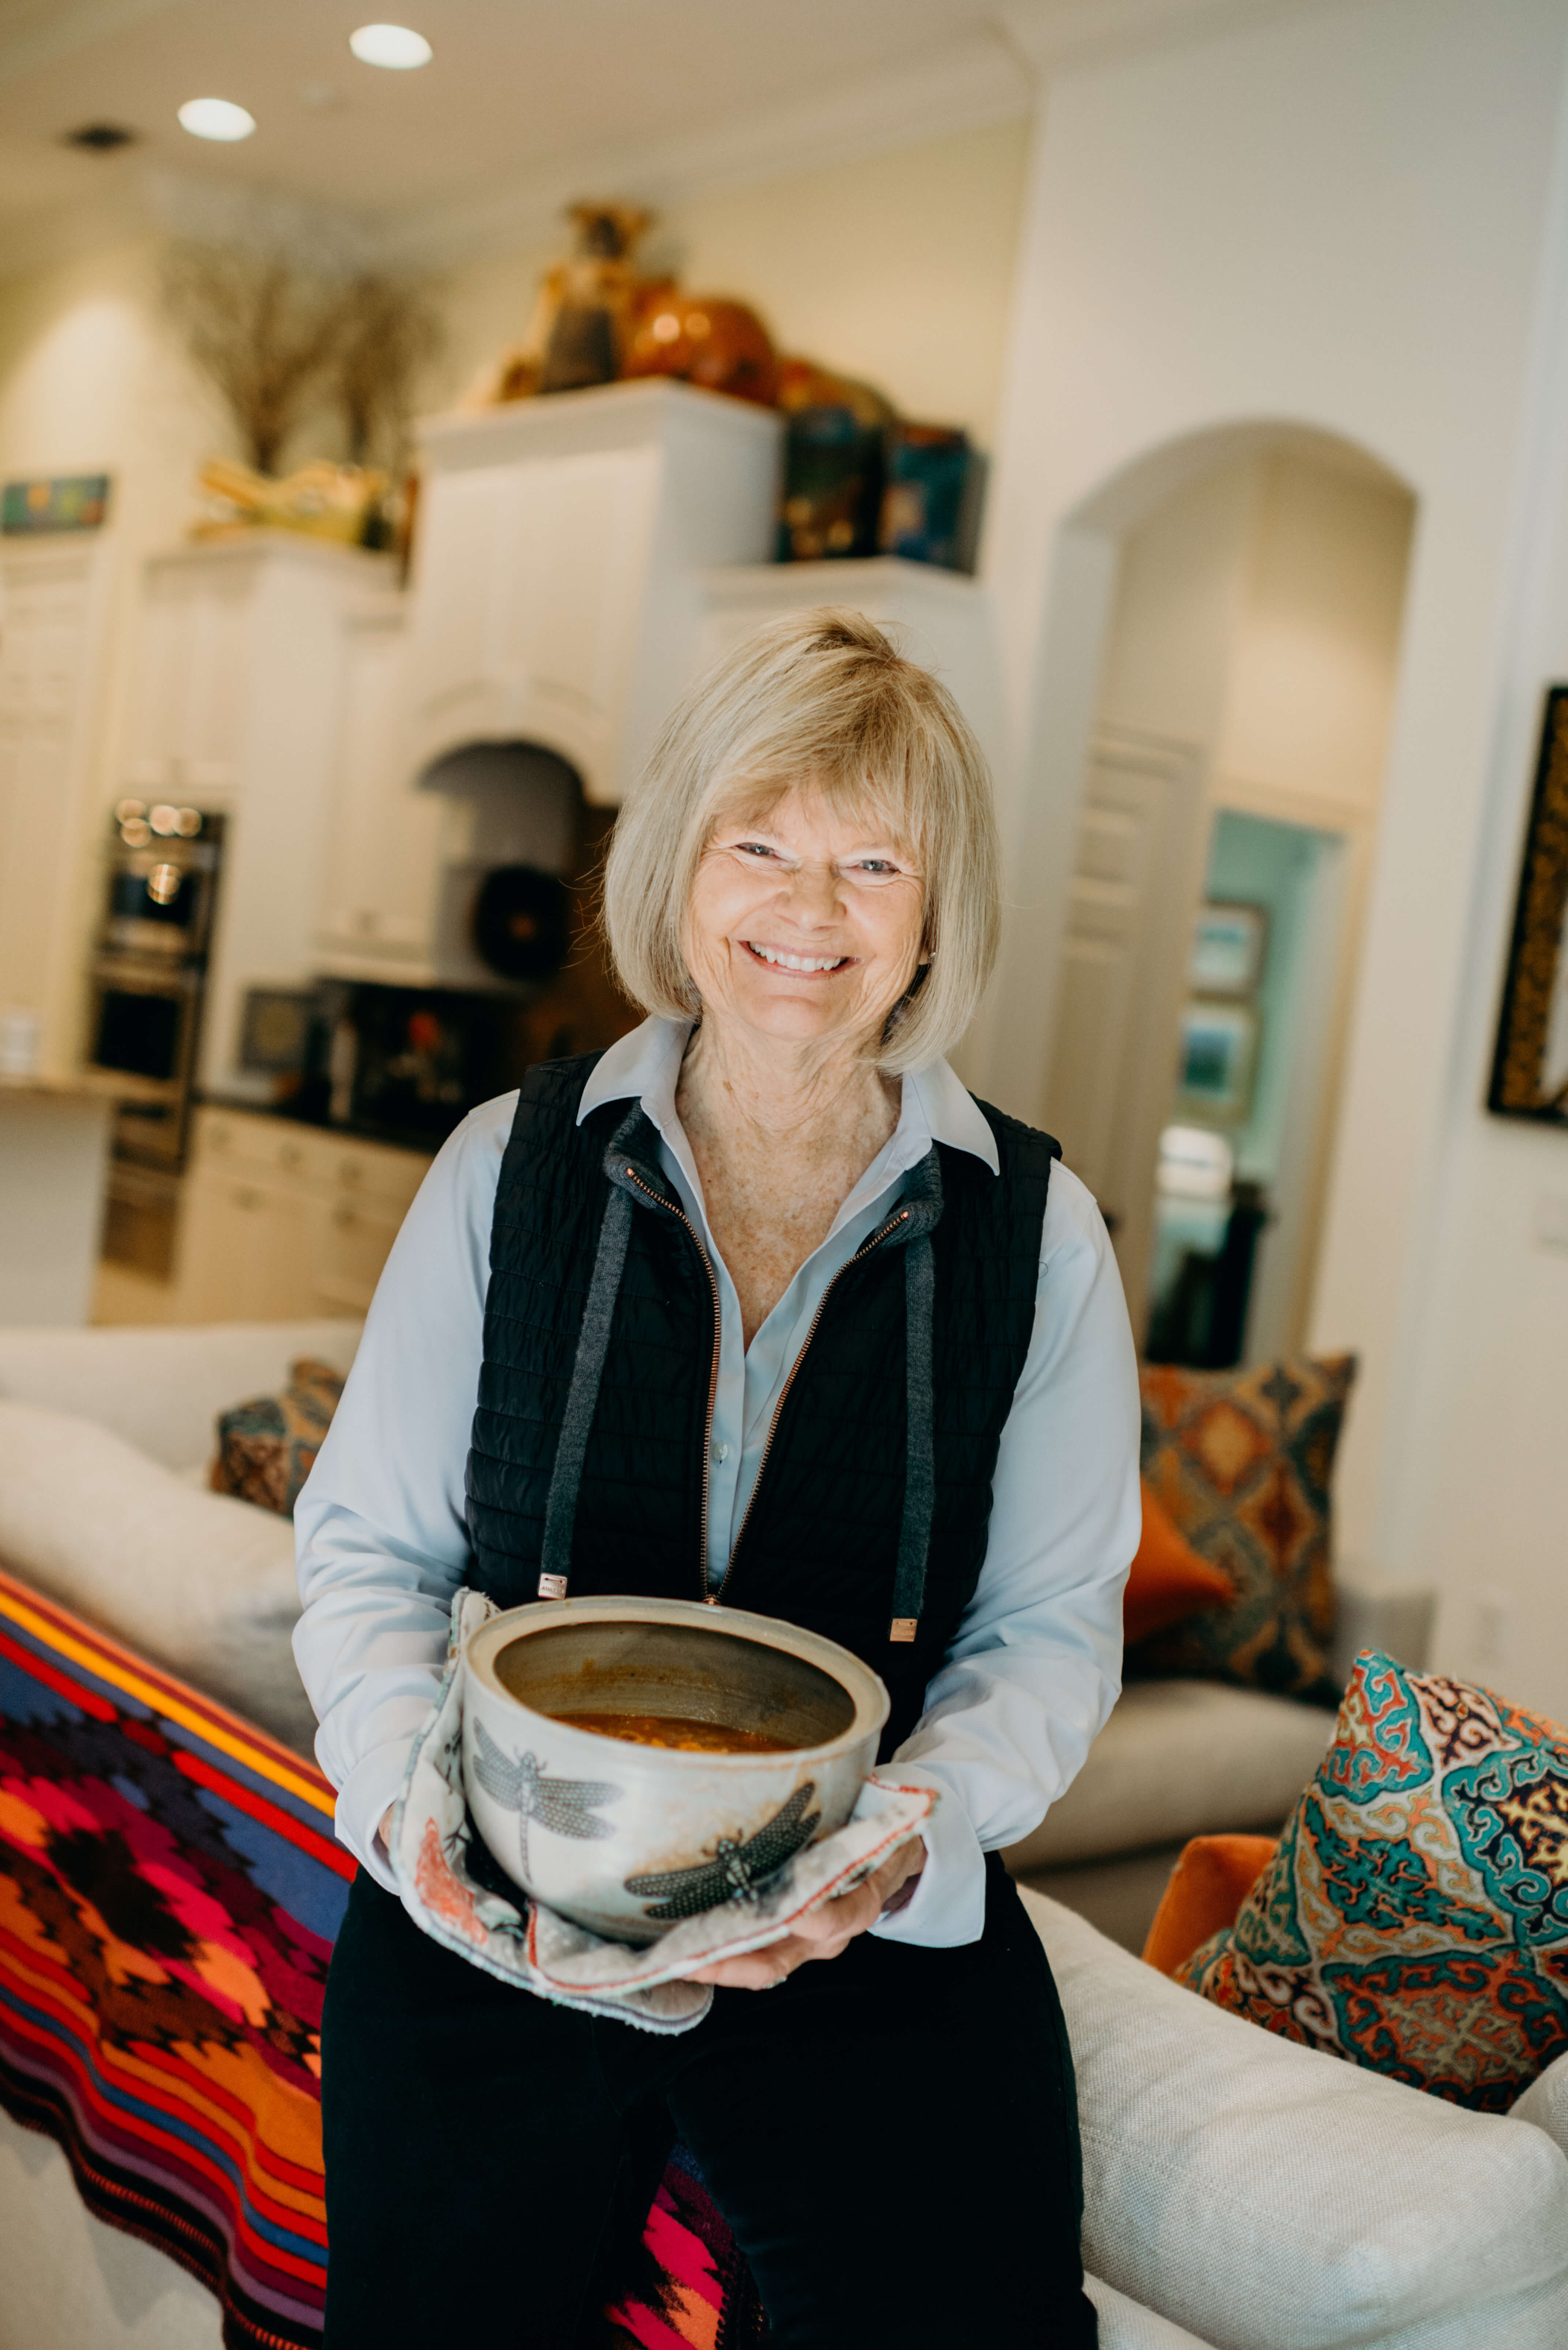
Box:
[321,1855,1097,2349]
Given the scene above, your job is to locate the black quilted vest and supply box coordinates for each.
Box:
[465,1054,1058,1755]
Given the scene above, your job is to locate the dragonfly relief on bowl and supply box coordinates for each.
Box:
[469,1720,620,1878]
[623,1783,822,1921]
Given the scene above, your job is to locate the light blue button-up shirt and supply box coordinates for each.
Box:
[294,1017,1140,1948]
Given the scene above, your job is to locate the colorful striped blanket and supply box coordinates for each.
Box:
[0,1564,767,2347]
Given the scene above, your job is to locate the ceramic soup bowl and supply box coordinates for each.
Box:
[462,1596,890,1944]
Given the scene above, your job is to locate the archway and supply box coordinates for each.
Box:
[976,420,1417,1354]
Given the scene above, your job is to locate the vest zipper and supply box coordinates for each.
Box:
[618,1161,723,1601]
[707,1206,912,1610]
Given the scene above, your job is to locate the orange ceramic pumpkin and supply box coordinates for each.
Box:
[622,293,779,407]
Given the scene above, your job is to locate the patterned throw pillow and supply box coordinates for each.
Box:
[211,1357,344,1516]
[1177,1651,1568,2110]
[1133,1353,1357,1699]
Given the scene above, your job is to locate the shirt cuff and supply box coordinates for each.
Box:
[866,1763,988,1948]
[330,1735,417,1893]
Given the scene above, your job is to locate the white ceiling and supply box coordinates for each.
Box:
[0,0,1341,271]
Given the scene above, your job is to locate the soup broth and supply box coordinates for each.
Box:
[549,1710,801,1755]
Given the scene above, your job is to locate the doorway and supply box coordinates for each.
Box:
[1034,431,1415,1355]
[1145,809,1349,1368]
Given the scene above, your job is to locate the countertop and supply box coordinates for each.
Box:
[197,1090,445,1158]
[0,1068,163,1104]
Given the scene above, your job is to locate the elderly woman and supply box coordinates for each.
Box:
[296,608,1138,2348]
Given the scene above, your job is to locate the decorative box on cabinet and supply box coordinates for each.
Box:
[121,534,394,1093]
[406,379,782,804]
[171,1106,430,1323]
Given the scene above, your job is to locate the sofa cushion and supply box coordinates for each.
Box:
[1023,1886,1568,2350]
[0,1399,314,1752]
[1513,2049,1568,2160]
[1124,1481,1234,1648]
[1087,2275,1216,2348]
[1142,1833,1278,1975]
[1177,1651,1568,2111]
[211,1357,344,1515]
[0,1319,361,1474]
[1135,1353,1356,1698]
[1004,1678,1336,1871]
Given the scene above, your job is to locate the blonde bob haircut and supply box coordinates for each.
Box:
[602,607,1001,1075]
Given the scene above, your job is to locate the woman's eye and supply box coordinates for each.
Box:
[735,841,776,858]
[854,859,898,877]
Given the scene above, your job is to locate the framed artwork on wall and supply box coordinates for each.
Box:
[1489,684,1568,1122]
[1189,900,1269,998]
[1174,999,1260,1125]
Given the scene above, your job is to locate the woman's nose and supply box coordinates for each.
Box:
[778,860,842,921]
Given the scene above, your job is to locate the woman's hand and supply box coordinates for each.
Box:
[685,1837,925,1990]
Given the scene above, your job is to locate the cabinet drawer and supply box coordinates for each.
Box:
[197,1109,304,1178]
[316,1138,429,1213]
[196,1108,430,1208]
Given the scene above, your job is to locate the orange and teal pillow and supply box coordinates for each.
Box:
[210,1355,344,1516]
[1133,1353,1356,1699]
[1176,1650,1568,2111]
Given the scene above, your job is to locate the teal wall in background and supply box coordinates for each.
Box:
[1204,809,1332,1185]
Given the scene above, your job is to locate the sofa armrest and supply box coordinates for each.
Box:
[1021,1886,1568,2350]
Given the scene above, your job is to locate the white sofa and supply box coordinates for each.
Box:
[0,1318,1560,2350]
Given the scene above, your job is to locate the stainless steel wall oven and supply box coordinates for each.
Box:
[89,802,225,1275]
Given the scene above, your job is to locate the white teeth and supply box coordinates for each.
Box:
[746,943,848,972]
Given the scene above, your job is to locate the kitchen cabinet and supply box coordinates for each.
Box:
[172,1105,431,1322]
[313,593,443,979]
[120,535,394,1094]
[406,380,781,805]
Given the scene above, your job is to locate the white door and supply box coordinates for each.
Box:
[1039,730,1207,1335]
[0,538,112,1068]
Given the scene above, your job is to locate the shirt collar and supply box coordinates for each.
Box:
[577,1015,999,1177]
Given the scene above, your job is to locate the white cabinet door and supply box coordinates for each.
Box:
[405,448,658,793]
[0,541,109,1058]
[124,559,253,800]
[308,1191,406,1314]
[1040,734,1206,1331]
[316,601,441,969]
[174,1167,320,1322]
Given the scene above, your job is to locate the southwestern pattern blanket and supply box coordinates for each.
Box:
[0,1564,767,2347]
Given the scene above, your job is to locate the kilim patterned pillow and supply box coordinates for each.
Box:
[1132,1352,1357,1699]
[1176,1650,1568,2111]
[211,1355,344,1516]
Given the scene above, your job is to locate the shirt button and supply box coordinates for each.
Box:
[711,1442,730,1465]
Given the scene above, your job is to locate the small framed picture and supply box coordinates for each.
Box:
[1189,900,1268,998]
[1174,999,1260,1124]
[1490,685,1568,1122]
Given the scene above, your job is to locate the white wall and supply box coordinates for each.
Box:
[430,117,1032,446]
[976,0,1568,1713]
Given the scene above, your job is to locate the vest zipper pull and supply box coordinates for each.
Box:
[537,1574,569,1601]
[890,1616,918,1643]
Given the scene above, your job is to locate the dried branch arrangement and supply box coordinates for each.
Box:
[161,243,442,476]
[334,274,444,466]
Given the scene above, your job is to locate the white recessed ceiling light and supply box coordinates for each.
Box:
[177,97,256,142]
[349,23,432,69]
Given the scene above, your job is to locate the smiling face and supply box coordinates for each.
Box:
[684,787,926,1057]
